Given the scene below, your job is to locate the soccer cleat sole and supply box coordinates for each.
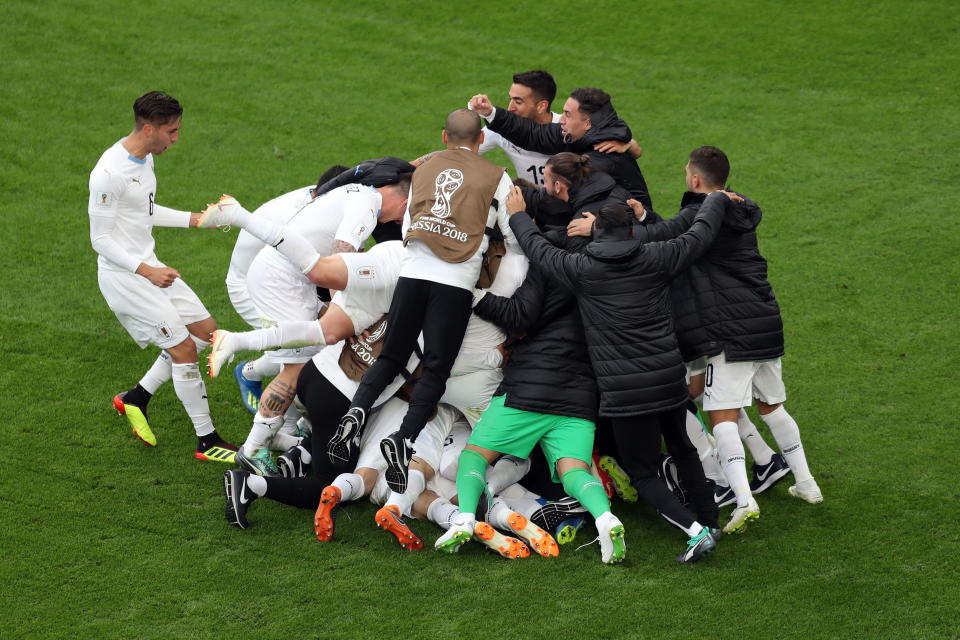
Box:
[506,512,558,557]
[327,422,359,466]
[723,508,760,534]
[435,529,473,554]
[474,522,529,559]
[375,506,423,550]
[554,522,581,546]
[114,394,157,447]
[380,438,409,494]
[195,446,237,464]
[599,456,638,503]
[314,486,341,542]
[603,524,627,565]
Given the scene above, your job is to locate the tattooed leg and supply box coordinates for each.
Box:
[241,363,305,456]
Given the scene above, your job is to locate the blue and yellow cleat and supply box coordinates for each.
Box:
[234,362,262,415]
[113,393,157,447]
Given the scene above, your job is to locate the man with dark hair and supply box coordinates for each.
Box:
[90,91,235,459]
[470,88,651,210]
[331,108,516,495]
[504,182,743,563]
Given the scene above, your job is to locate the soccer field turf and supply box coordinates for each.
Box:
[2,1,957,638]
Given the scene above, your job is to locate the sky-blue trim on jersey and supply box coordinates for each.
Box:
[127,154,147,165]
[367,184,383,218]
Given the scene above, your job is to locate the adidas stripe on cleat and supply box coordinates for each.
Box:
[195,445,238,464]
[473,521,529,559]
[113,392,156,447]
[599,455,638,502]
[506,512,558,557]
[375,505,423,550]
[314,486,341,542]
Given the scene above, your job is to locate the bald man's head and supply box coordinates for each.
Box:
[444,108,483,146]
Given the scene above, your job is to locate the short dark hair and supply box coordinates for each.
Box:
[313,164,350,195]
[444,108,483,145]
[513,70,557,107]
[688,146,730,188]
[133,91,182,128]
[568,88,611,118]
[595,203,633,230]
[390,172,412,195]
[546,152,594,188]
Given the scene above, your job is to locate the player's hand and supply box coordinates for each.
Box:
[506,185,526,215]
[567,212,595,237]
[495,343,511,368]
[720,190,744,203]
[626,198,646,221]
[593,140,630,154]
[470,94,494,117]
[139,264,180,288]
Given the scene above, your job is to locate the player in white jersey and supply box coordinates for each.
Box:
[226,165,348,415]
[210,178,411,477]
[89,91,235,460]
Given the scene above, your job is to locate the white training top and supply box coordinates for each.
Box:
[400,171,517,291]
[88,140,191,272]
[477,112,561,187]
[253,183,383,279]
[225,185,314,285]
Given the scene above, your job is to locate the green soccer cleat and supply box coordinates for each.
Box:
[113,393,156,447]
[677,527,717,564]
[236,448,280,477]
[599,455,638,502]
[723,497,760,534]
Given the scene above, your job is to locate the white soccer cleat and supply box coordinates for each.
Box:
[208,330,238,379]
[595,512,626,565]
[197,194,248,229]
[434,513,475,554]
[788,479,824,504]
[723,496,761,534]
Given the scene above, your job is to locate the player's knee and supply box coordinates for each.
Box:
[167,336,197,363]
[756,401,782,415]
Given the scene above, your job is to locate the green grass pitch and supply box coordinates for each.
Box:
[1,1,958,638]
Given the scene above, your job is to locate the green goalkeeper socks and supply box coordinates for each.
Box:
[455,448,490,516]
[561,467,612,520]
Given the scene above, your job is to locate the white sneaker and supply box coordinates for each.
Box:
[595,512,626,565]
[723,496,760,534]
[434,512,474,554]
[789,478,823,504]
[197,194,248,228]
[208,330,237,378]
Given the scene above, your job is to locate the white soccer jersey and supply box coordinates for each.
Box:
[225,185,314,326]
[88,140,191,272]
[254,183,382,277]
[478,112,561,186]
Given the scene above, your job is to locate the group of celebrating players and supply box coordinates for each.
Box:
[89,70,823,566]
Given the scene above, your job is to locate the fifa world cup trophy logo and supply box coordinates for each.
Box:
[430,169,463,219]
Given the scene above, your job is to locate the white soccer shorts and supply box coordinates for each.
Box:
[685,356,707,384]
[702,351,787,411]
[246,258,322,363]
[441,368,502,427]
[98,268,209,349]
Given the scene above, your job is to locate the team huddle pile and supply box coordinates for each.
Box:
[89,73,823,567]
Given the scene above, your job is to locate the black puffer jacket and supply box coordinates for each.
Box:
[487,104,652,211]
[636,191,783,362]
[509,192,731,417]
[474,247,597,421]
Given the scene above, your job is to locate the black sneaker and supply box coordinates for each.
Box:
[676,527,716,564]
[712,482,736,508]
[328,407,366,464]
[749,452,791,494]
[530,497,587,544]
[380,430,414,494]
[223,469,255,529]
[657,454,688,506]
[277,445,311,478]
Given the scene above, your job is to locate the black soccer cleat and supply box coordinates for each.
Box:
[380,430,414,494]
[278,445,311,478]
[223,469,255,529]
[658,454,688,506]
[328,407,366,465]
[749,452,791,494]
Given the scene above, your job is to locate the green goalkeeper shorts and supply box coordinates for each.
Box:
[468,394,595,482]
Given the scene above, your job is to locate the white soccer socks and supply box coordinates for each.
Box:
[332,472,366,503]
[486,456,531,497]
[426,498,460,530]
[230,321,325,353]
[713,421,752,507]
[684,409,727,485]
[242,413,283,456]
[385,469,426,518]
[139,351,172,394]
[242,356,282,382]
[171,362,215,437]
[738,409,775,466]
[761,406,812,482]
